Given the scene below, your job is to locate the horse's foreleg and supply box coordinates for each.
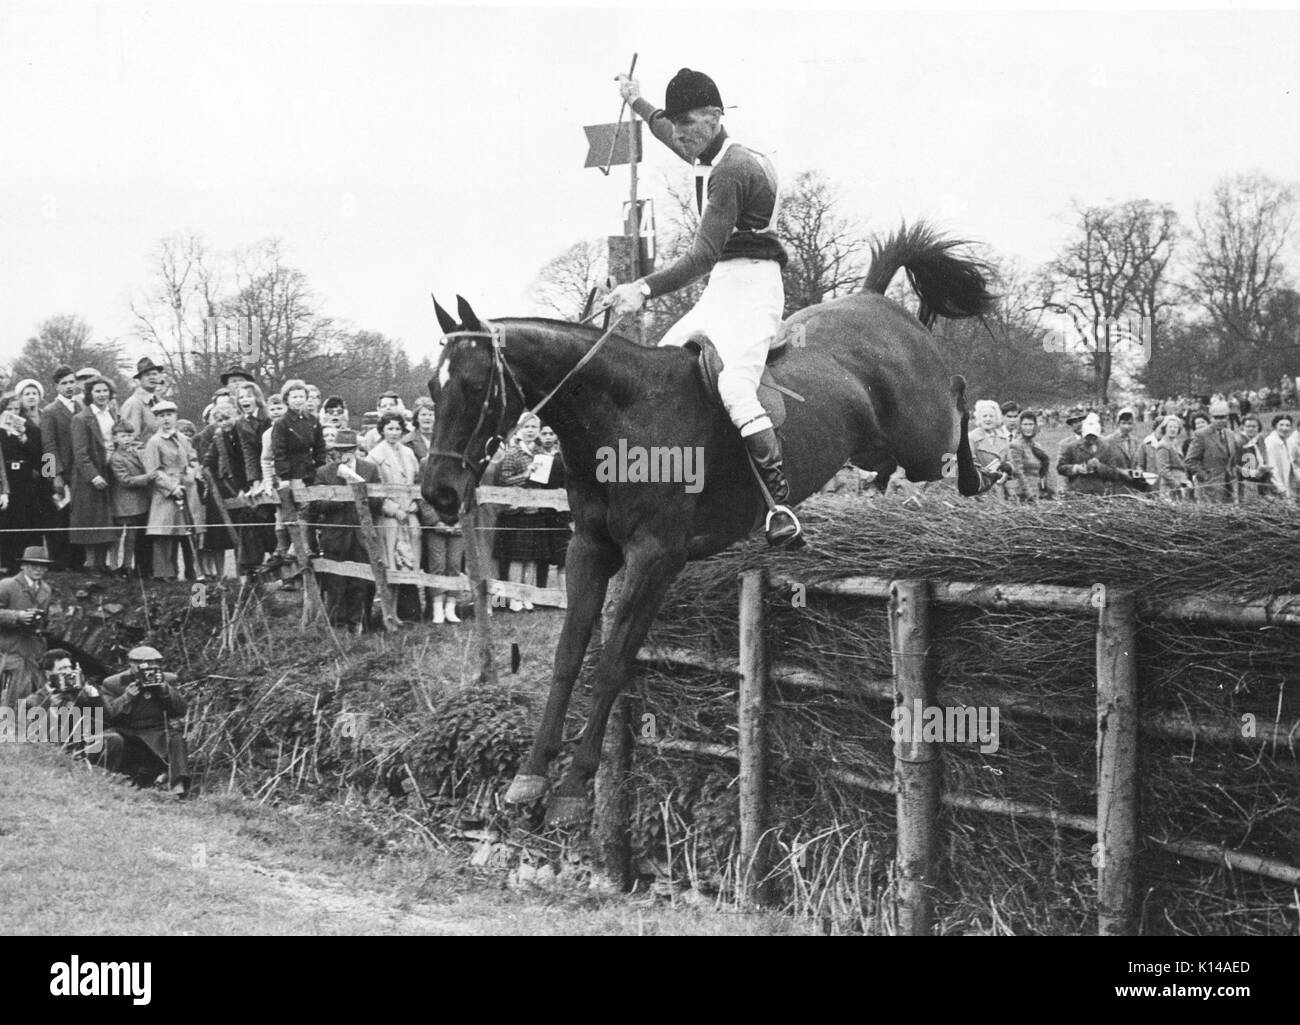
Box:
[546,539,685,824]
[505,535,619,804]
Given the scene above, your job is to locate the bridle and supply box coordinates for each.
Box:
[428,313,628,480]
[428,325,525,478]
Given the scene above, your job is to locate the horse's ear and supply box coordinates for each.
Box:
[456,295,482,332]
[432,294,457,336]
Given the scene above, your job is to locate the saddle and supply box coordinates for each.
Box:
[685,334,804,430]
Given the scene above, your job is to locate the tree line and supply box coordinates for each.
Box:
[530,169,1299,405]
[10,233,435,421]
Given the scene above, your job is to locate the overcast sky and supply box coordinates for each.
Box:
[2,2,1298,370]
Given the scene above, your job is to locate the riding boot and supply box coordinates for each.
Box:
[742,427,803,548]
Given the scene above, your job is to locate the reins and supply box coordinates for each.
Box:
[431,312,628,477]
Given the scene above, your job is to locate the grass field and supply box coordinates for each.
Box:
[0,741,812,935]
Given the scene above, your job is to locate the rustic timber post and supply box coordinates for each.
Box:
[350,481,399,631]
[890,578,938,935]
[592,570,632,891]
[1095,584,1139,936]
[277,485,324,626]
[737,568,773,905]
[461,495,497,686]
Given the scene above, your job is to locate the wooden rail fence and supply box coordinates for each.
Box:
[612,570,1300,934]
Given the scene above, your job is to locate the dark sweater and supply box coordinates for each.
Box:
[631,101,788,296]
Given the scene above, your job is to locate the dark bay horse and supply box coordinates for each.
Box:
[424,222,994,823]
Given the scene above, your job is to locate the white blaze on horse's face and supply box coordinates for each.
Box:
[438,360,451,392]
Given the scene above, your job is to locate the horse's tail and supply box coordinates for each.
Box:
[863,221,996,328]
[950,374,982,497]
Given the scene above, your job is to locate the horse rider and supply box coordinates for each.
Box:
[603,67,800,547]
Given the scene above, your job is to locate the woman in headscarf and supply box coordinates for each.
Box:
[13,379,45,431]
[69,376,120,572]
[0,392,51,573]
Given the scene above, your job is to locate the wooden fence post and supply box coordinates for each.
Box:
[461,497,497,686]
[738,568,773,906]
[890,578,938,936]
[592,570,631,891]
[350,481,399,631]
[1095,585,1139,936]
[277,485,325,626]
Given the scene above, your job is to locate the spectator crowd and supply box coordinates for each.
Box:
[961,389,1300,503]
[0,358,573,632]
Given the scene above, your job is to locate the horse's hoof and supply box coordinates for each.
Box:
[504,774,548,804]
[544,795,589,826]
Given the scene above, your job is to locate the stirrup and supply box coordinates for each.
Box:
[765,505,803,548]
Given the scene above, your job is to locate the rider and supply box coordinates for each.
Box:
[603,67,800,547]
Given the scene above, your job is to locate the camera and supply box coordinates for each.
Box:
[138,667,166,690]
[29,609,48,629]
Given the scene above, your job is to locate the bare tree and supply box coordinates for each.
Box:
[778,170,868,314]
[129,231,226,389]
[12,315,128,392]
[529,239,608,320]
[228,239,345,386]
[1041,199,1177,403]
[1189,172,1296,386]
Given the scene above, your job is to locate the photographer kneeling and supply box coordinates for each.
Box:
[100,646,190,797]
[28,648,123,770]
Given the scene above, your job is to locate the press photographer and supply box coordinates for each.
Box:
[0,545,58,708]
[27,648,123,768]
[100,646,190,797]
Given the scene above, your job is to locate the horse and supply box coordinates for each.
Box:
[423,222,995,824]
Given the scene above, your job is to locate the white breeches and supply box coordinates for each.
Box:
[657,258,784,436]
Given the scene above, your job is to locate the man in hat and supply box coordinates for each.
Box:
[1056,407,1087,466]
[1185,399,1242,503]
[119,356,167,445]
[0,546,57,707]
[219,364,254,389]
[100,646,189,796]
[40,366,85,571]
[604,67,798,548]
[305,429,382,633]
[1057,415,1134,497]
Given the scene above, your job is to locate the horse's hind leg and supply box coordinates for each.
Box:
[546,534,686,825]
[505,534,620,804]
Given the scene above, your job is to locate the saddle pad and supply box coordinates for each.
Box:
[686,336,804,430]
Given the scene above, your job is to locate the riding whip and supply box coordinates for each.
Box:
[601,52,638,176]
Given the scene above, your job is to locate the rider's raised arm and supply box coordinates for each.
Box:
[640,169,741,297]
[630,97,692,163]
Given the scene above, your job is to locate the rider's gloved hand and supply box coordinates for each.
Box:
[615,74,641,103]
[603,282,646,318]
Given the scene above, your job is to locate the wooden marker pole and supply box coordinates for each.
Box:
[891,579,938,935]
